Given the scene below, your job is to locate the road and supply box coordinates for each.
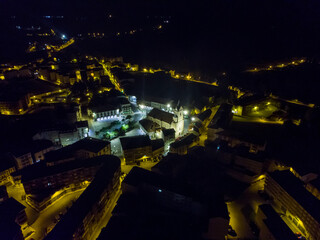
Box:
[26,190,84,240]
[227,176,266,239]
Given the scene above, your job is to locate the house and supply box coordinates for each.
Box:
[45,137,111,166]
[170,133,198,155]
[120,136,164,165]
[120,135,152,165]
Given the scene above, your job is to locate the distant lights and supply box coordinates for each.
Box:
[61,34,66,40]
[191,117,195,121]
[167,104,171,108]
[183,110,188,115]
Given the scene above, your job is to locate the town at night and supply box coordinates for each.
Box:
[0,0,320,239]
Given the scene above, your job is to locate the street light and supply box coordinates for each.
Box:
[183,110,188,115]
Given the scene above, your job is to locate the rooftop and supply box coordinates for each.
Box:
[196,109,212,122]
[162,128,175,137]
[45,137,110,163]
[120,135,151,150]
[123,167,193,198]
[15,154,107,183]
[170,133,197,149]
[259,204,296,240]
[139,119,160,133]
[147,108,174,124]
[151,139,164,151]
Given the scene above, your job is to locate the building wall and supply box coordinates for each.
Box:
[23,165,100,194]
[73,167,121,240]
[123,146,152,164]
[0,167,16,185]
[265,174,320,240]
[34,146,55,163]
[15,153,34,170]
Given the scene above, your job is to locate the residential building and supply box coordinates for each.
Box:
[120,135,152,165]
[255,204,296,240]
[162,128,175,148]
[265,170,320,240]
[45,155,121,240]
[0,154,16,185]
[170,133,198,155]
[151,139,164,162]
[13,155,107,194]
[45,137,111,166]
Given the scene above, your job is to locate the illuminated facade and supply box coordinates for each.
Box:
[45,156,121,240]
[265,171,320,240]
[147,107,184,137]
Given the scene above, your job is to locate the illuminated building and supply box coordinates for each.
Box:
[265,170,320,240]
[255,204,296,240]
[45,156,121,240]
[14,155,108,195]
[120,135,164,164]
[147,107,184,137]
[120,135,152,165]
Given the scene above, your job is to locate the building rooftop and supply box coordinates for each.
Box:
[162,128,175,137]
[170,133,197,149]
[75,120,89,129]
[90,104,119,113]
[147,108,174,124]
[151,139,164,151]
[196,109,212,122]
[269,170,320,223]
[45,155,120,240]
[120,135,151,150]
[216,129,266,146]
[139,119,160,133]
[45,137,110,163]
[123,167,193,198]
[72,137,110,153]
[259,204,296,240]
[14,154,107,183]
